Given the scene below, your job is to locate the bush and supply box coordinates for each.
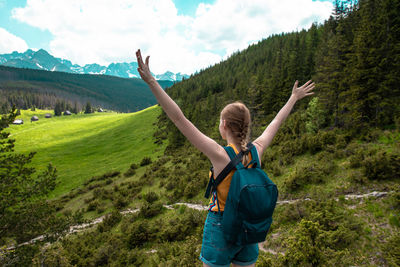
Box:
[139,202,163,218]
[282,200,362,266]
[363,151,400,180]
[383,232,400,266]
[93,188,108,200]
[126,221,153,248]
[87,200,100,211]
[113,196,128,209]
[130,163,138,169]
[157,211,203,242]
[348,145,377,169]
[32,244,72,267]
[284,162,335,192]
[123,168,136,177]
[165,180,177,191]
[389,191,400,210]
[275,202,306,225]
[349,169,367,184]
[184,180,202,199]
[143,191,159,203]
[307,130,337,154]
[85,171,120,185]
[265,160,283,177]
[283,219,324,266]
[140,157,152,166]
[97,211,122,233]
[124,163,138,177]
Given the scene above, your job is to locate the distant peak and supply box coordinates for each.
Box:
[36,49,50,55]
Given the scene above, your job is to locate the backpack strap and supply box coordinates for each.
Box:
[204,143,253,199]
[248,143,261,168]
[204,148,244,198]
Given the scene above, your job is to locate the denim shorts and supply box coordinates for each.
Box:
[199,211,259,267]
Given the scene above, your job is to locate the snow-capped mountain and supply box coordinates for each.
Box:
[0,49,189,81]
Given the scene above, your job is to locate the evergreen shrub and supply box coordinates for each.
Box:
[266,160,283,176]
[389,191,400,210]
[143,191,159,203]
[281,200,362,266]
[123,167,136,177]
[87,200,100,211]
[348,145,377,169]
[383,232,400,266]
[275,202,306,225]
[113,196,128,209]
[362,151,400,180]
[130,163,138,169]
[308,130,337,154]
[284,162,335,192]
[140,156,152,166]
[349,169,367,184]
[126,221,153,248]
[97,211,122,233]
[139,202,163,218]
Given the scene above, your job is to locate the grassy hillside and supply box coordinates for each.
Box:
[7,106,166,198]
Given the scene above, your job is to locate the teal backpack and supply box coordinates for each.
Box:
[205,143,278,246]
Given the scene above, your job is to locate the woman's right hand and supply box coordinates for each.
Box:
[136,49,155,84]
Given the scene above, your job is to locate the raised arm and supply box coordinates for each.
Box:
[253,80,315,157]
[135,50,224,163]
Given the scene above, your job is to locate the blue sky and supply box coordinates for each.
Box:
[0,0,333,74]
[0,0,51,50]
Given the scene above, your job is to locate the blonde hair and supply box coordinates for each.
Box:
[221,102,251,164]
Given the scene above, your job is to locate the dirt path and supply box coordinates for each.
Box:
[8,190,391,250]
[166,190,391,210]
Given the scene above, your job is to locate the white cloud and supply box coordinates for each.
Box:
[0,27,29,54]
[12,0,332,74]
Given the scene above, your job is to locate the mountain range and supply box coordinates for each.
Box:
[0,49,189,81]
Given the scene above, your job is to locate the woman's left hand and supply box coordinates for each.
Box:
[291,80,315,101]
[136,49,154,84]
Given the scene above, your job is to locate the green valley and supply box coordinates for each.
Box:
[7,106,167,198]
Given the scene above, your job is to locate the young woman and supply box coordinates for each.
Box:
[135,49,314,267]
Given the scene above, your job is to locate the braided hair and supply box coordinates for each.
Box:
[221,102,251,165]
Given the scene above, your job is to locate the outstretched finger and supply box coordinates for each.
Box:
[136,49,144,68]
[293,80,299,89]
[145,56,150,67]
[301,80,312,88]
[305,83,315,92]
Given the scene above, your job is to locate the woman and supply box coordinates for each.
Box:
[135,49,314,267]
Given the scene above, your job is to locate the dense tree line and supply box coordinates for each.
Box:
[162,0,400,148]
[0,66,174,113]
[0,89,84,114]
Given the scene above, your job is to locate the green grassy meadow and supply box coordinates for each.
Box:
[7,106,166,198]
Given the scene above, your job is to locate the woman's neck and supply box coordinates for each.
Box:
[226,137,241,152]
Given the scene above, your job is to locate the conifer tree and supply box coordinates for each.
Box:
[85,102,92,114]
[73,101,79,114]
[345,0,400,128]
[54,101,62,116]
[0,108,75,265]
